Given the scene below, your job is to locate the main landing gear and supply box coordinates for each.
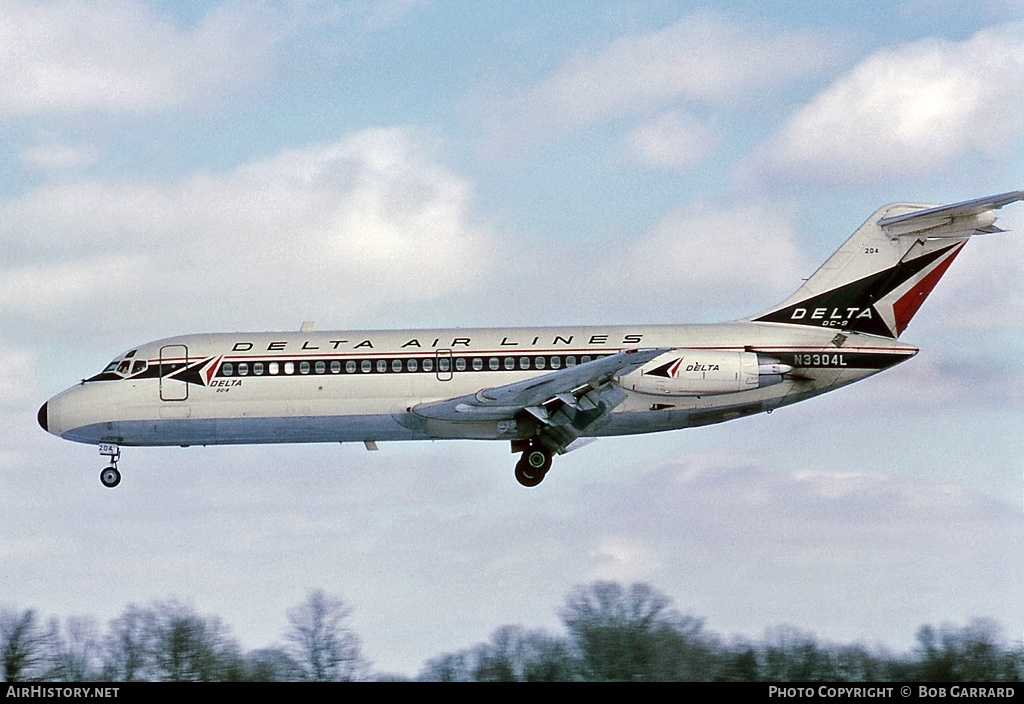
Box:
[514,442,553,488]
[99,444,121,488]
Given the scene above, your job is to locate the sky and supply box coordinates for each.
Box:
[2,0,1024,677]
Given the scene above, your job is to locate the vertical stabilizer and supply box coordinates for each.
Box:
[750,191,1023,338]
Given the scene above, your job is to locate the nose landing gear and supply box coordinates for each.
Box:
[100,465,121,488]
[98,444,121,488]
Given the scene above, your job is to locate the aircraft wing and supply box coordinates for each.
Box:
[878,190,1024,237]
[475,347,668,407]
[412,347,668,424]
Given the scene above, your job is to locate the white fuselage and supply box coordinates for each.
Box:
[37,191,1022,488]
[41,321,917,448]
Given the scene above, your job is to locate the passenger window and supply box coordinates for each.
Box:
[346,361,357,374]
[438,358,449,372]
[519,357,530,370]
[392,359,402,373]
[423,358,434,372]
[238,362,249,376]
[299,361,310,375]
[375,360,386,373]
[472,358,483,371]
[455,358,467,371]
[269,362,279,375]
[488,358,499,371]
[315,361,325,374]
[284,362,295,375]
[536,356,547,370]
[408,359,418,372]
[550,356,561,369]
[254,362,264,376]
[581,355,591,364]
[222,362,234,376]
[566,356,576,367]
[361,360,372,373]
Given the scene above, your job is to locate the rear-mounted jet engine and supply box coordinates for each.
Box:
[622,351,792,396]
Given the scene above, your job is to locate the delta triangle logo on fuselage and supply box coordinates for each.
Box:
[167,358,216,386]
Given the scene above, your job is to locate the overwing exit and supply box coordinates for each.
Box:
[38,191,1024,487]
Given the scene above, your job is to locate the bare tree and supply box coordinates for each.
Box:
[559,581,713,681]
[760,625,836,681]
[44,616,101,681]
[284,590,367,681]
[1,608,46,681]
[148,601,239,681]
[916,619,1019,682]
[418,625,575,682]
[101,605,154,681]
[420,651,473,682]
[473,625,576,682]
[242,647,300,681]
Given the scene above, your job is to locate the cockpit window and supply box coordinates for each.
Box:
[92,355,142,382]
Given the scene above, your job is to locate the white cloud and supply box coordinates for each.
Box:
[486,11,838,145]
[598,201,808,317]
[0,128,498,334]
[620,111,719,169]
[588,456,1024,645]
[589,536,662,581]
[18,143,101,172]
[0,0,280,117]
[915,207,1024,334]
[0,349,38,409]
[0,255,147,318]
[743,21,1024,185]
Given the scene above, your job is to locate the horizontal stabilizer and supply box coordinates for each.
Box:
[878,190,1024,238]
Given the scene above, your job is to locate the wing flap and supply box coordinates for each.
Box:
[413,347,668,422]
[476,347,667,406]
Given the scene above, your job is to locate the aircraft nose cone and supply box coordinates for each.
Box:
[37,402,48,432]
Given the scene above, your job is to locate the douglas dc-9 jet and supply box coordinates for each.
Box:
[39,191,1024,487]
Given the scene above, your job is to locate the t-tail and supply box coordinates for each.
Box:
[750,190,1024,338]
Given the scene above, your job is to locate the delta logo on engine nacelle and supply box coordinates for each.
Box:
[624,351,790,397]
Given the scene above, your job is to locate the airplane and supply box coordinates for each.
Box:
[38,190,1023,488]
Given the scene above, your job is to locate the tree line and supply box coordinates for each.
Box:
[1,590,365,682]
[2,582,1021,681]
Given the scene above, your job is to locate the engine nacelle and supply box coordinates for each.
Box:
[621,350,791,397]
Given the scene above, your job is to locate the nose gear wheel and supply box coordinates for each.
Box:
[98,444,122,488]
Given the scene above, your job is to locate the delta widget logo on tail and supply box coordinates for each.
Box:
[754,242,965,337]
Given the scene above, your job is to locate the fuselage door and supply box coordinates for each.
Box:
[159,344,189,401]
[435,349,453,382]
